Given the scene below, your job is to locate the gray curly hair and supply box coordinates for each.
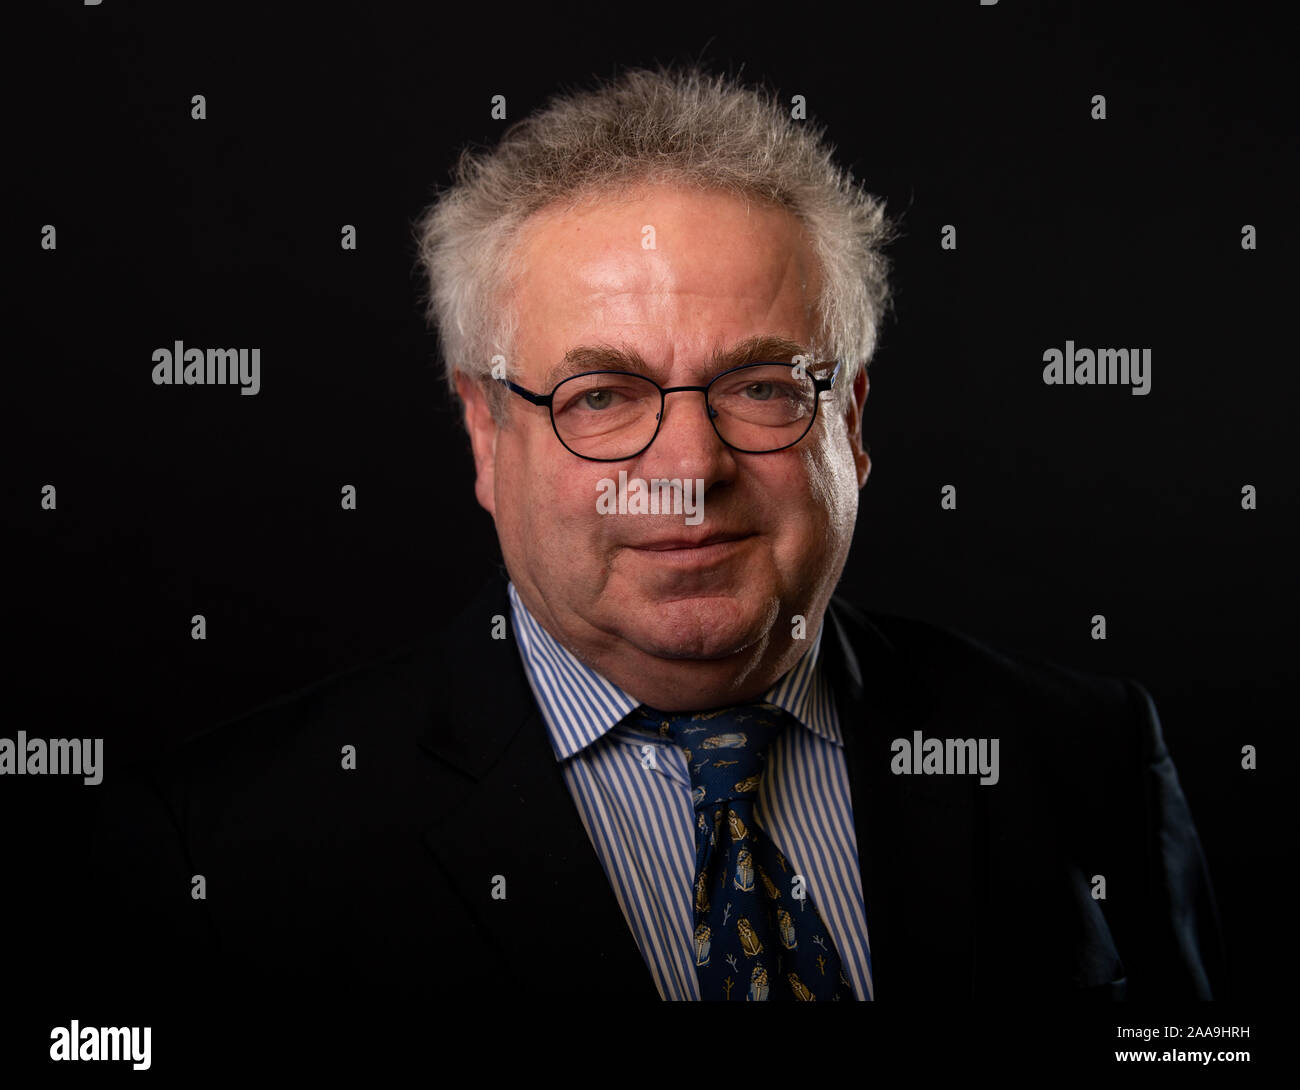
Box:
[414,64,895,418]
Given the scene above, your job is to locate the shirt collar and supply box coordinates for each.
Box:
[507,581,842,761]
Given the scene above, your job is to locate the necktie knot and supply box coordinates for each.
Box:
[628,703,789,809]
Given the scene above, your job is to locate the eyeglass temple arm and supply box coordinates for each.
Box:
[496,376,553,407]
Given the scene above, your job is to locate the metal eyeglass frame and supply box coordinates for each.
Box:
[496,359,843,462]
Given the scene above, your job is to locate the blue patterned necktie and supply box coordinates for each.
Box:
[626,702,856,1001]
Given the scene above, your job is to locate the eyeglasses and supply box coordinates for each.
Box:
[496,360,842,461]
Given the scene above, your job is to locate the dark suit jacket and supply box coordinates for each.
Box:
[91,572,1223,1006]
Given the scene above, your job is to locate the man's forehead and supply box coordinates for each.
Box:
[511,187,822,386]
[540,335,817,390]
[512,185,815,297]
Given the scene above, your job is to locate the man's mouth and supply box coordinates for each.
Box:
[629,531,753,551]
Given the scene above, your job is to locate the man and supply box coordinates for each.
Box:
[93,66,1221,1005]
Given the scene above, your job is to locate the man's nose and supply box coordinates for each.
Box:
[638,390,734,479]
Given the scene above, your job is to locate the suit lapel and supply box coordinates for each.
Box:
[416,575,659,999]
[824,598,982,998]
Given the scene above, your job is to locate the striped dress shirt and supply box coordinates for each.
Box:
[507,581,874,1000]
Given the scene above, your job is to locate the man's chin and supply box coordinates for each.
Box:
[611,595,776,662]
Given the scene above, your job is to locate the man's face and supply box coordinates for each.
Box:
[459,184,871,707]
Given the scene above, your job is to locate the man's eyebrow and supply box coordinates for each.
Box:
[540,335,815,390]
[708,335,814,373]
[542,345,653,390]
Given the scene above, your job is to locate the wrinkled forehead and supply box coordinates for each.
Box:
[505,184,824,376]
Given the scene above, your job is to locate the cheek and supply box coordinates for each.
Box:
[495,431,550,539]
[752,456,833,567]
[500,432,606,533]
[800,422,860,535]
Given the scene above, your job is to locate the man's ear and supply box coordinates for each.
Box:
[843,365,871,490]
[455,369,498,517]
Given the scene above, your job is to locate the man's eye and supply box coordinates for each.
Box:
[744,382,775,400]
[583,389,617,410]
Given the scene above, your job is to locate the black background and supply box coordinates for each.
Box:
[8,0,1292,1072]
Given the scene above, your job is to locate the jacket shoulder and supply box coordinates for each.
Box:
[831,595,1148,728]
[826,595,1172,800]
